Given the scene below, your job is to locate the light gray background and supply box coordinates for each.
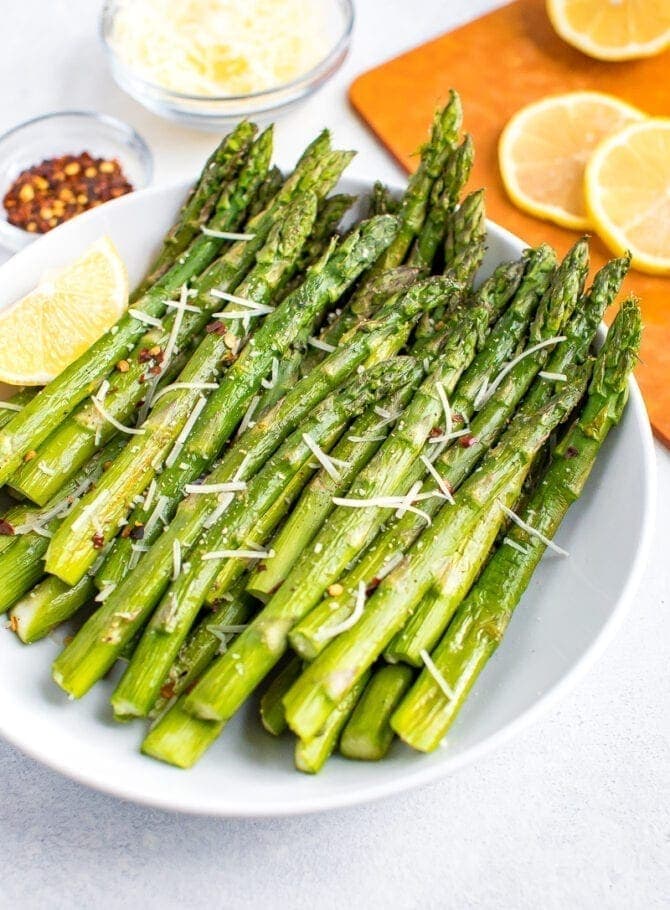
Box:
[0,2,668,908]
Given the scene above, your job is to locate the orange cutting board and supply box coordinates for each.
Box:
[350,0,670,445]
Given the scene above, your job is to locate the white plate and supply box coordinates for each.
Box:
[0,178,656,816]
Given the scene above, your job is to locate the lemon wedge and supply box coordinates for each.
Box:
[0,237,128,385]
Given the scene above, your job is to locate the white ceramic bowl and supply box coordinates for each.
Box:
[0,178,656,816]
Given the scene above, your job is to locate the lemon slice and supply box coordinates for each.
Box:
[0,237,128,385]
[585,118,670,275]
[499,92,645,230]
[547,0,670,61]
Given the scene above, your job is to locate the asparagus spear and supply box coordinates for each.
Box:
[137,127,256,292]
[276,366,590,741]
[294,671,370,774]
[260,655,304,736]
[9,575,95,644]
[47,213,396,587]
[391,299,641,751]
[11,144,352,506]
[290,241,590,658]
[0,123,265,486]
[339,664,414,760]
[110,357,420,718]
[407,135,474,270]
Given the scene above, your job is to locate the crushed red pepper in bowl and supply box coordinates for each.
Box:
[3,151,134,234]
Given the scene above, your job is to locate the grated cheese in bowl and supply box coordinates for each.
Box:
[108,0,332,98]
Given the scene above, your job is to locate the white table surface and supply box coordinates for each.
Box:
[0,1,668,907]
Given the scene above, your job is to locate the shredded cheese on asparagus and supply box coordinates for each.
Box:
[435,381,453,438]
[128,308,163,328]
[419,454,455,504]
[151,381,219,404]
[164,394,208,468]
[171,539,182,581]
[201,228,256,241]
[90,396,146,436]
[184,481,247,494]
[302,433,341,481]
[420,649,455,700]
[201,547,274,561]
[317,581,367,641]
[475,336,567,407]
[497,501,569,556]
[307,336,336,353]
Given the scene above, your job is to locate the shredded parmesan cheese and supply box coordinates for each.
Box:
[317,581,366,641]
[172,539,182,581]
[420,649,455,700]
[90,396,146,436]
[128,308,163,328]
[302,433,341,481]
[307,336,336,353]
[419,454,455,504]
[201,547,273,561]
[184,481,246,495]
[201,228,255,241]
[109,0,329,98]
[164,394,207,468]
[151,381,218,404]
[497,500,569,556]
[475,336,567,407]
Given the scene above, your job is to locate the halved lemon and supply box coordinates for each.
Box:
[0,236,128,385]
[547,0,670,61]
[585,118,670,275]
[499,92,645,230]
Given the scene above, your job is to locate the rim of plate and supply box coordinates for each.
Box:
[0,178,657,816]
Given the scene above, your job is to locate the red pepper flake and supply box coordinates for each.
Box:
[92,533,105,549]
[160,682,175,700]
[459,434,477,448]
[0,518,15,536]
[565,446,579,459]
[3,152,134,234]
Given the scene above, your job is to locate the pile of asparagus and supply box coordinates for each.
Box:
[0,91,641,773]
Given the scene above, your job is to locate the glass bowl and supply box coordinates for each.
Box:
[100,0,354,130]
[0,111,153,253]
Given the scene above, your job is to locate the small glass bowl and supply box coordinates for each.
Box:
[100,0,354,130]
[0,111,153,253]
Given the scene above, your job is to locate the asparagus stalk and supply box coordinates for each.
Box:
[391,299,641,751]
[339,664,414,760]
[9,575,95,644]
[294,671,370,774]
[137,127,256,292]
[109,357,420,719]
[47,213,396,587]
[289,241,590,658]
[11,143,352,506]
[0,123,265,485]
[260,655,304,736]
[407,135,474,270]
[277,366,590,741]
